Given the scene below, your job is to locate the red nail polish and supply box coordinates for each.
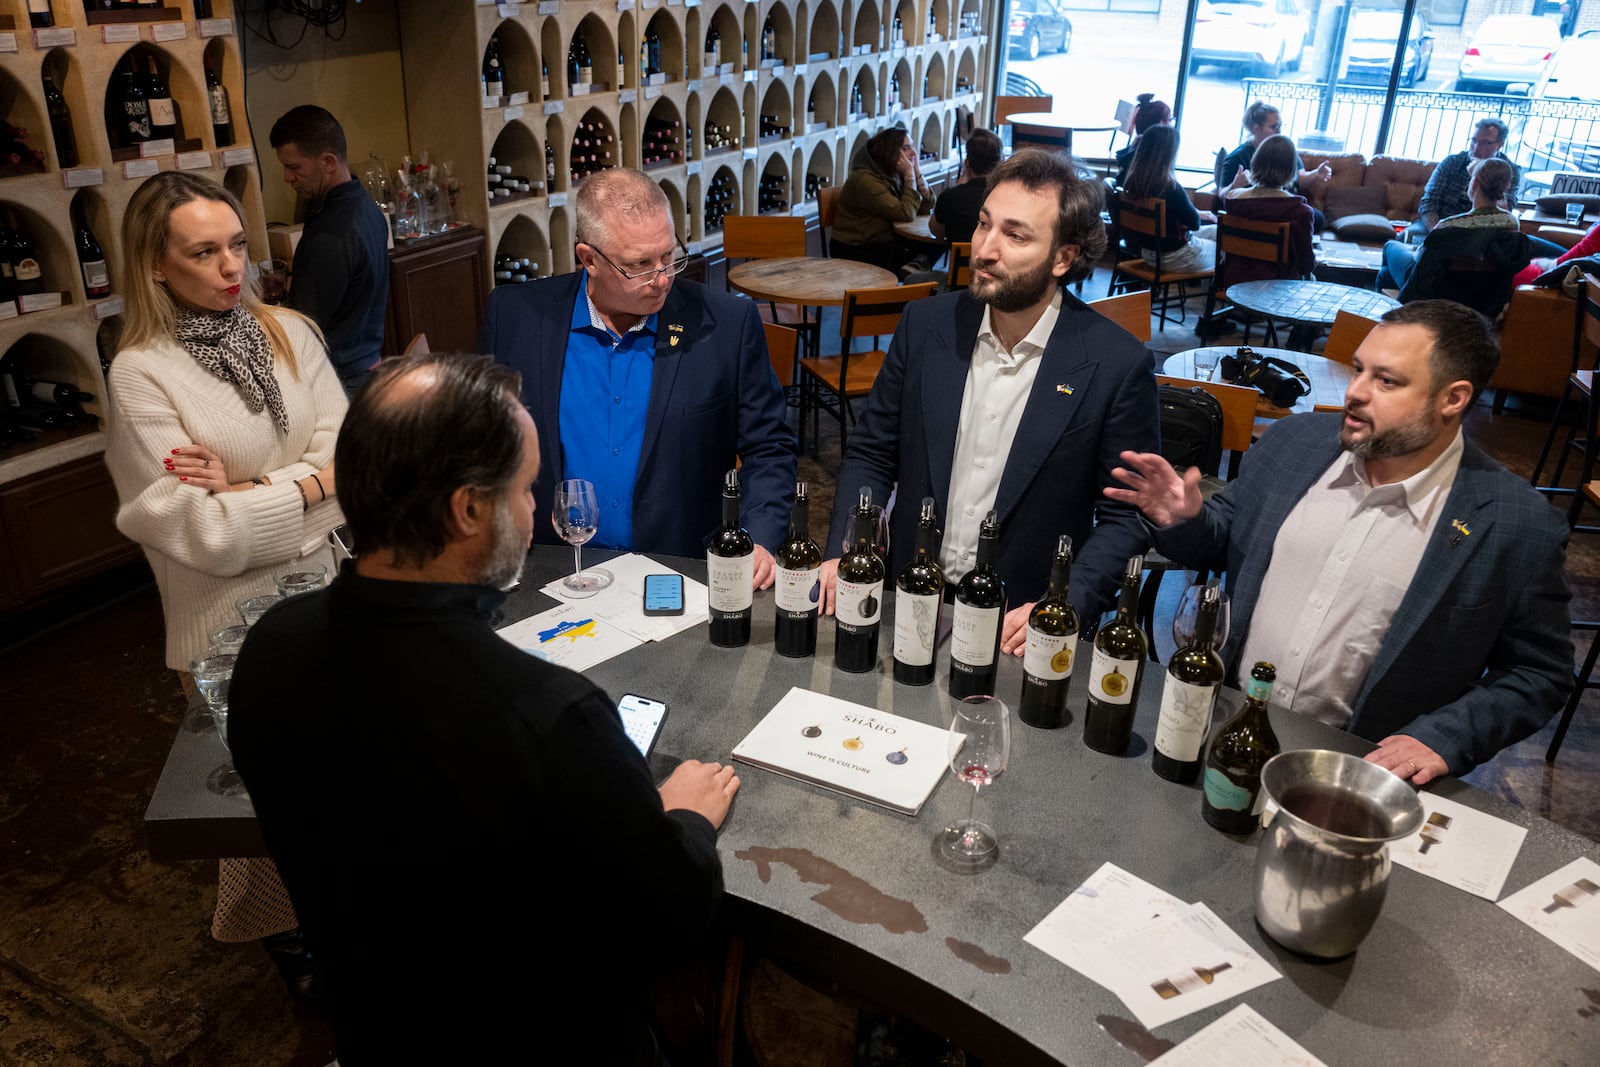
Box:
[179,476,187,481]
[171,448,180,455]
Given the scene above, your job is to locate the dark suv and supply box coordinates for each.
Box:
[1008,0,1072,61]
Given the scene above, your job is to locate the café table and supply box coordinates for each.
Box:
[1226,280,1399,351]
[1161,347,1354,421]
[726,256,899,311]
[1002,111,1120,157]
[894,216,945,246]
[145,551,1600,1066]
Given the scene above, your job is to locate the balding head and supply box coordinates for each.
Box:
[574,167,671,249]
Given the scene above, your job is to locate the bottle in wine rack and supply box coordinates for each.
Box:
[834,487,886,673]
[616,46,626,88]
[119,61,152,145]
[892,497,943,686]
[707,468,755,647]
[950,511,1004,699]
[9,211,43,298]
[577,35,593,85]
[75,213,111,299]
[704,26,720,70]
[28,0,52,30]
[145,56,177,142]
[1153,578,1225,784]
[1020,534,1079,729]
[646,29,662,77]
[761,17,776,61]
[482,36,504,99]
[540,61,550,98]
[545,141,556,186]
[1083,556,1147,754]
[205,55,234,147]
[195,1,215,18]
[566,41,580,88]
[774,481,822,659]
[42,72,76,169]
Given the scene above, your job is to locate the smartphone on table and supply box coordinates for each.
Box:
[617,694,669,758]
[643,573,685,616]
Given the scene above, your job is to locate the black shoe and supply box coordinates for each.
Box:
[262,928,325,1010]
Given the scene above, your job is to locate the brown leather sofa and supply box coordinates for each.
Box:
[1298,152,1437,221]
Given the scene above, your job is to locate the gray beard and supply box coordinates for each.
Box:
[481,501,529,591]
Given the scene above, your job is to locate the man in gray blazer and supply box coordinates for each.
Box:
[1108,300,1572,785]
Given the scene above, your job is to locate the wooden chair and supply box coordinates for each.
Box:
[798,282,937,451]
[402,333,430,357]
[1201,214,1296,345]
[818,186,841,256]
[1321,310,1379,365]
[1107,194,1214,331]
[1533,276,1600,528]
[761,322,799,394]
[946,241,973,289]
[724,215,813,364]
[1087,290,1152,342]
[994,94,1053,129]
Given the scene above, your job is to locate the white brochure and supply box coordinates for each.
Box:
[496,600,642,671]
[540,552,708,642]
[1024,862,1187,977]
[1388,792,1528,900]
[1151,1004,1329,1067]
[1498,856,1600,971]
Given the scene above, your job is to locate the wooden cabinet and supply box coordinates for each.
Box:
[383,226,489,355]
[0,455,139,615]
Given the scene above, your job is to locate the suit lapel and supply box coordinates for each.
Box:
[638,283,705,474]
[539,273,585,479]
[991,296,1094,523]
[922,293,983,516]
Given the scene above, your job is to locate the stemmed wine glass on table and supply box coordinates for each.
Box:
[939,695,1012,869]
[190,651,247,797]
[840,503,890,562]
[1172,581,1230,651]
[552,478,613,598]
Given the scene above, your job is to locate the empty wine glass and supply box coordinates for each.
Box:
[1172,581,1230,651]
[237,592,283,626]
[840,503,890,562]
[938,695,1011,869]
[190,652,246,797]
[208,623,250,655]
[552,478,613,597]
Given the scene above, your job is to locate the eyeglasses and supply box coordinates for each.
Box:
[1469,137,1503,148]
[581,235,691,283]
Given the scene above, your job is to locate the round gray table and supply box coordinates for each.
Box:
[1228,279,1400,332]
[1162,347,1354,418]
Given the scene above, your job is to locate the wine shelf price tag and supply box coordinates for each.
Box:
[102,25,141,44]
[93,296,126,320]
[617,89,636,104]
[497,1,522,14]
[743,69,758,82]
[502,105,524,121]
[686,79,701,92]
[548,192,569,207]
[176,151,213,171]
[197,18,235,38]
[19,293,64,314]
[743,147,758,161]
[507,90,530,105]
[790,203,809,216]
[138,139,176,159]
[221,148,256,167]
[151,23,189,43]
[34,28,76,48]
[644,85,662,100]
[685,161,702,175]
[482,95,502,110]
[616,0,634,9]
[669,0,683,6]
[543,100,563,115]
[122,159,160,179]
[61,168,105,189]
[794,64,807,76]
[0,33,16,54]
[537,1,559,13]
[0,301,17,321]
[719,72,735,86]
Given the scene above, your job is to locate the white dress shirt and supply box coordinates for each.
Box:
[1238,428,1464,727]
[940,289,1061,580]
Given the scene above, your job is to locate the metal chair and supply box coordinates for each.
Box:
[1107,194,1214,331]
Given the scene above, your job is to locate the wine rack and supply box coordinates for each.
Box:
[0,0,257,488]
[396,0,991,291]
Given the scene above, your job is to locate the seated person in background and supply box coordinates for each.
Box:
[1220,100,1332,230]
[1514,215,1600,286]
[1119,124,1217,274]
[929,127,1002,245]
[1414,118,1521,240]
[1113,92,1173,189]
[1107,301,1571,785]
[1377,157,1518,294]
[832,125,934,272]
[230,353,739,1066]
[477,168,796,587]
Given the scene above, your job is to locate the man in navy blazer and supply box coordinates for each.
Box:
[1109,301,1572,784]
[820,149,1161,641]
[478,169,796,582]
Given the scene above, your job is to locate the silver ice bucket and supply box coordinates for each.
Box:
[1253,749,1424,958]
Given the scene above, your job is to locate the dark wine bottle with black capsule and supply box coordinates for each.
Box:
[1083,556,1147,754]
[1153,579,1225,783]
[773,481,821,658]
[1201,662,1280,833]
[949,511,1004,699]
[1020,534,1078,729]
[834,487,885,673]
[892,497,943,686]
[706,468,754,647]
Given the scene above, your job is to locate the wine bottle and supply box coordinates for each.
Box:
[617,46,626,88]
[28,0,52,30]
[75,216,111,299]
[1083,556,1147,754]
[483,37,505,99]
[949,511,1004,699]
[9,212,43,297]
[205,56,234,147]
[773,481,822,659]
[892,497,944,686]
[578,35,593,85]
[0,216,17,303]
[540,61,550,98]
[1151,963,1232,999]
[1152,579,1225,783]
[42,73,77,169]
[545,141,556,186]
[1201,661,1281,834]
[195,1,215,18]
[706,468,754,648]
[26,379,93,408]
[834,487,885,673]
[145,57,177,142]
[118,62,151,144]
[1020,535,1079,729]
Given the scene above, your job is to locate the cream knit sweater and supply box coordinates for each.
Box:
[105,312,347,669]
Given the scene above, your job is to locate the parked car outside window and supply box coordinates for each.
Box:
[1457,14,1561,94]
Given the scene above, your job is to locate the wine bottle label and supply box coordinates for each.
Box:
[210,87,231,124]
[150,98,176,126]
[706,552,753,612]
[14,257,41,282]
[835,577,882,627]
[892,591,940,667]
[126,105,151,139]
[950,603,999,666]
[1154,678,1218,762]
[81,259,109,289]
[1203,767,1254,813]
[773,565,819,614]
[1023,627,1076,681]
[1087,648,1138,705]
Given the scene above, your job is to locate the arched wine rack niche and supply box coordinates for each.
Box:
[483,18,539,104]
[702,162,740,235]
[699,4,742,76]
[641,9,686,86]
[487,120,544,207]
[850,0,882,54]
[493,212,551,287]
[100,45,204,156]
[703,85,741,159]
[40,49,92,169]
[756,151,790,215]
[809,0,842,60]
[568,107,617,186]
[805,70,837,130]
[758,80,792,144]
[803,138,835,202]
[642,98,684,171]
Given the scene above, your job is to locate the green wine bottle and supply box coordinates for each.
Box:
[1201,661,1281,834]
[1083,556,1146,754]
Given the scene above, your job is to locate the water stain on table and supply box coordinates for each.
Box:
[1580,986,1600,1019]
[735,845,928,934]
[944,937,1011,974]
[1096,1014,1176,1062]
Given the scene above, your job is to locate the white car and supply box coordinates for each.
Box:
[1189,0,1311,78]
[1457,14,1560,94]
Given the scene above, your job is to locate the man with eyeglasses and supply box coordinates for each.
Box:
[1413,118,1521,240]
[479,168,796,585]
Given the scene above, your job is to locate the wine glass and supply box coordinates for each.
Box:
[1172,581,1230,651]
[237,592,283,626]
[938,695,1011,869]
[274,562,327,598]
[552,478,613,597]
[840,503,890,562]
[190,652,247,797]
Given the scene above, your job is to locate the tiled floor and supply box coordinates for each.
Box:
[2,269,1597,1065]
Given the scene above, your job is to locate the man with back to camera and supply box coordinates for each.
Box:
[478,167,796,588]
[268,105,389,397]
[228,353,738,1064]
[817,148,1161,647]
[1106,300,1572,784]
[927,127,1002,245]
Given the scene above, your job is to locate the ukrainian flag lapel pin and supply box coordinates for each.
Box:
[1056,383,1074,396]
[1448,518,1471,548]
[668,323,683,347]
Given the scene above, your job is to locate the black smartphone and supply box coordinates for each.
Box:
[643,573,685,616]
[329,523,355,562]
[617,694,669,757]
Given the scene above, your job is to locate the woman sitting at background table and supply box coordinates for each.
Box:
[1376,157,1518,294]
[104,171,345,1003]
[831,125,934,272]
[1221,100,1331,230]
[1120,124,1217,273]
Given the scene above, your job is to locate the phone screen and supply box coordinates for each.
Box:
[617,694,669,757]
[643,573,685,616]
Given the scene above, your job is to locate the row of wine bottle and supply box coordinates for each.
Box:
[39,53,233,166]
[705,479,1284,833]
[0,207,110,302]
[0,373,97,450]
